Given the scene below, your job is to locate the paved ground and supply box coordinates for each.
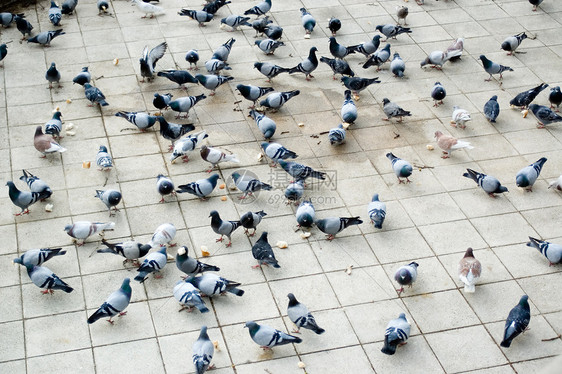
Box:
[1,0,562,373]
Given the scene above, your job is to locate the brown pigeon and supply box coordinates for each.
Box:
[434,131,473,159]
[458,248,481,293]
[33,126,66,157]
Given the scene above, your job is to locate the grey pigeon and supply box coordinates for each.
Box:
[195,74,233,95]
[363,44,391,71]
[96,145,113,171]
[348,35,381,57]
[6,181,40,215]
[13,248,66,267]
[390,52,405,77]
[193,326,214,374]
[210,210,241,247]
[200,145,239,172]
[61,0,78,15]
[15,15,33,40]
[480,55,513,81]
[186,273,244,297]
[250,110,276,139]
[329,37,355,59]
[205,58,231,74]
[64,221,115,245]
[463,168,508,197]
[296,200,315,228]
[221,15,251,30]
[87,278,132,324]
[381,313,410,355]
[367,193,386,229]
[288,47,318,80]
[185,49,199,70]
[386,152,413,183]
[84,83,108,106]
[28,29,65,46]
[253,62,289,82]
[175,246,220,276]
[95,189,122,215]
[148,223,176,248]
[245,321,302,349]
[315,216,362,240]
[170,131,208,163]
[516,157,547,191]
[20,169,52,200]
[251,231,280,268]
[135,246,167,283]
[287,293,325,334]
[278,160,326,182]
[341,76,380,96]
[527,237,562,266]
[244,0,271,16]
[115,111,157,131]
[26,265,73,294]
[255,39,284,55]
[260,90,300,110]
[285,180,304,203]
[34,126,66,156]
[548,86,561,111]
[484,95,500,122]
[264,25,283,40]
[156,116,195,149]
[383,98,411,122]
[48,1,62,26]
[231,171,272,199]
[328,17,341,36]
[97,0,109,14]
[156,174,175,203]
[203,0,231,14]
[212,38,235,62]
[240,210,267,236]
[510,83,548,109]
[237,84,274,108]
[0,12,21,27]
[176,174,219,199]
[420,50,450,69]
[169,94,206,119]
[157,70,198,89]
[329,124,346,145]
[376,24,411,41]
[431,82,446,107]
[261,142,297,166]
[500,295,530,348]
[73,67,90,85]
[529,0,544,11]
[501,32,527,55]
[0,43,7,66]
[320,56,354,80]
[140,42,167,82]
[394,262,418,295]
[300,7,315,34]
[252,16,272,36]
[45,62,61,89]
[341,90,357,123]
[178,9,214,26]
[173,280,209,313]
[153,93,172,110]
[528,104,562,128]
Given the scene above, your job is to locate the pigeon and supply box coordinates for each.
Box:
[72,67,90,86]
[169,94,207,119]
[341,76,380,97]
[390,52,405,77]
[240,210,267,236]
[528,104,562,128]
[516,157,547,191]
[34,126,66,157]
[97,0,109,14]
[28,29,65,46]
[458,248,482,293]
[329,124,346,146]
[0,43,7,66]
[368,193,386,229]
[135,246,167,282]
[211,38,235,62]
[316,216,363,241]
[480,55,513,81]
[381,313,411,355]
[549,86,562,111]
[204,59,231,75]
[260,90,300,111]
[376,24,412,41]
[195,74,233,96]
[341,90,358,124]
[153,93,173,110]
[221,15,251,30]
[396,6,408,25]
[320,56,354,80]
[157,70,198,89]
[510,83,549,109]
[255,39,284,55]
[157,117,196,150]
[299,7,316,35]
[245,321,302,349]
[501,32,527,55]
[296,200,315,228]
[154,174,175,203]
[170,131,208,163]
[445,37,464,61]
[173,280,209,313]
[348,35,382,57]
[261,142,298,166]
[328,17,341,36]
[97,239,152,265]
[186,273,244,297]
[13,248,66,267]
[253,62,289,82]
[0,12,21,27]
[26,265,73,294]
[264,25,283,40]
[203,0,231,14]
[231,171,272,199]
[84,83,108,106]
[193,326,214,374]
[431,82,446,107]
[19,169,52,202]
[210,210,241,247]
[278,160,326,182]
[237,84,274,108]
[250,110,276,139]
[463,168,508,197]
[185,49,199,70]
[420,50,450,69]
[548,175,562,191]
[386,152,413,183]
[451,106,471,129]
[251,231,279,268]
[527,237,562,266]
[329,37,355,59]
[244,0,272,17]
[288,47,318,81]
[88,278,132,324]
[179,9,214,26]
[148,223,177,248]
[95,189,122,216]
[529,0,544,12]
[500,295,531,348]
[61,0,78,15]
[435,131,473,159]
[132,0,164,17]
[176,246,220,276]
[383,98,411,122]
[6,181,41,216]
[15,15,33,40]
[64,221,115,245]
[394,262,418,296]
[285,180,304,204]
[176,174,220,199]
[200,145,239,172]
[252,16,272,36]
[363,44,391,71]
[140,42,167,82]
[45,62,61,89]
[115,111,157,131]
[287,293,325,334]
[96,145,113,171]
[47,2,62,27]
[484,95,500,122]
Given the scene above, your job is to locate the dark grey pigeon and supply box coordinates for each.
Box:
[528,104,562,128]
[7,181,41,215]
[45,62,61,89]
[394,262,418,296]
[549,86,561,111]
[156,116,195,149]
[175,246,220,276]
[510,83,548,109]
[61,0,78,15]
[72,67,90,85]
[341,76,380,96]
[15,15,33,39]
[315,216,362,240]
[244,0,271,16]
[484,95,500,122]
[240,210,267,236]
[210,210,241,247]
[203,0,231,14]
[157,70,198,89]
[153,93,172,110]
[500,295,530,348]
[84,83,108,106]
[320,56,354,80]
[288,47,318,81]
[296,200,315,228]
[156,174,175,203]
[251,231,280,268]
[431,82,446,107]
[140,42,167,82]
[278,160,325,182]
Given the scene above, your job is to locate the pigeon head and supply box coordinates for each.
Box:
[99,145,108,153]
[479,55,491,67]
[519,295,529,306]
[231,172,241,182]
[244,321,258,332]
[490,95,498,101]
[83,83,92,89]
[287,293,298,306]
[463,248,474,258]
[121,278,132,293]
[35,125,44,136]
[385,152,397,161]
[375,25,383,32]
[372,193,380,202]
[12,257,23,265]
[434,131,443,139]
[382,98,390,105]
[209,210,219,218]
[408,262,419,268]
[63,224,72,232]
[435,82,441,86]
[177,246,188,256]
[259,231,268,241]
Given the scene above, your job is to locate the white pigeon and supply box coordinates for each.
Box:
[549,175,562,191]
[64,221,115,245]
[451,106,471,129]
[148,223,177,248]
[200,145,239,173]
[131,0,164,18]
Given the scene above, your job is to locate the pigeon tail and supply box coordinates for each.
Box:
[227,288,245,296]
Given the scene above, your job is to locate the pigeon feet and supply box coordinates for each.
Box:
[41,289,54,295]
[154,273,163,279]
[251,264,261,269]
[326,235,335,241]
[159,197,166,203]
[216,237,224,243]
[15,209,31,216]
[225,241,232,248]
[107,318,115,324]
[118,311,127,317]
[396,287,404,296]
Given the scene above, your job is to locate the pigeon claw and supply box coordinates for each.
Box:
[396,287,404,296]
[225,241,232,248]
[107,318,115,324]
[251,264,261,269]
